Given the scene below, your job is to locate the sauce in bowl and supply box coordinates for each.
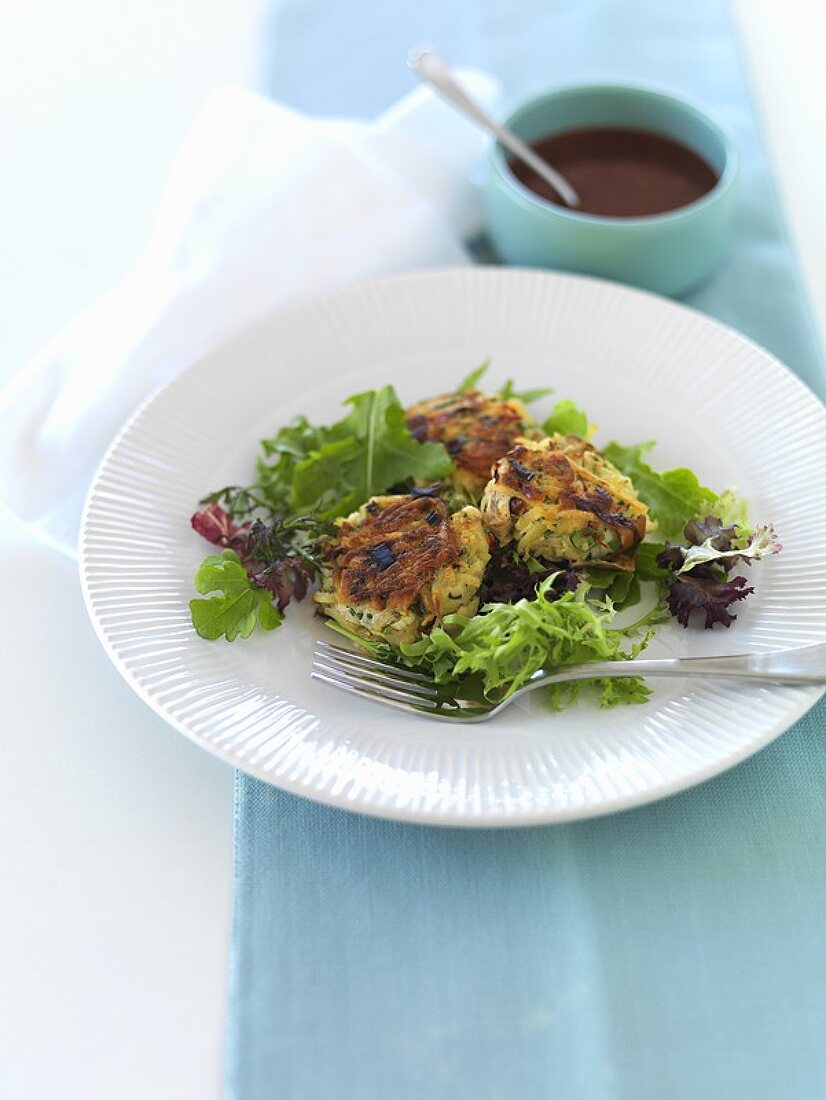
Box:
[509,127,718,217]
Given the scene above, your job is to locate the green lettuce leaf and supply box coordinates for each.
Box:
[457,358,491,393]
[542,398,589,437]
[252,416,332,512]
[190,549,283,641]
[397,574,659,704]
[289,386,452,517]
[602,441,716,540]
[498,379,554,403]
[713,487,750,528]
[547,675,653,710]
[585,568,642,611]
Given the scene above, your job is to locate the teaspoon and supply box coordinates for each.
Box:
[408,46,581,209]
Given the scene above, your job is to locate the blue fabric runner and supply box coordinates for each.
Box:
[228,3,826,1097]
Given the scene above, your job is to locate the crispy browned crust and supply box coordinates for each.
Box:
[327,496,460,610]
[406,390,529,487]
[493,442,647,555]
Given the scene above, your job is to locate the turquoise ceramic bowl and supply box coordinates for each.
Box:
[485,83,738,297]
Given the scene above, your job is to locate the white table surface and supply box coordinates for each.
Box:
[1,2,824,1097]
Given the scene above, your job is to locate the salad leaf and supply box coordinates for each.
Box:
[191,501,249,549]
[191,505,327,615]
[585,568,642,611]
[457,358,491,393]
[288,387,452,518]
[602,441,716,539]
[498,379,554,404]
[244,514,331,611]
[478,547,579,606]
[261,416,329,461]
[397,573,660,701]
[190,550,283,641]
[633,541,671,594]
[591,676,653,707]
[712,487,750,529]
[548,675,653,711]
[670,521,781,575]
[542,399,590,437]
[254,417,332,511]
[665,573,753,629]
[654,516,779,629]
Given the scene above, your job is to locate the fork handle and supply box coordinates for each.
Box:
[528,642,826,691]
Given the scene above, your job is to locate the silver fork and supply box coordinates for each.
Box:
[311,639,826,722]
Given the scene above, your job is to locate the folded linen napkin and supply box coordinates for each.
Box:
[0,73,499,555]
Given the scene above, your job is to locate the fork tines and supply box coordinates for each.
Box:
[311,639,440,713]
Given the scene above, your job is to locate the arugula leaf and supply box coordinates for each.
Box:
[190,550,283,641]
[602,441,716,540]
[290,387,452,517]
[457,358,491,393]
[253,416,335,512]
[543,398,590,437]
[261,416,329,460]
[498,379,554,403]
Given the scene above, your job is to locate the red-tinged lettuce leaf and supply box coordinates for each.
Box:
[602,441,716,539]
[675,522,782,575]
[654,515,779,629]
[479,548,579,606]
[665,572,754,629]
[247,560,310,613]
[191,508,322,619]
[191,502,249,550]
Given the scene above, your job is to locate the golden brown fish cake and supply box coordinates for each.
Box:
[481,437,648,570]
[405,389,537,496]
[314,494,490,646]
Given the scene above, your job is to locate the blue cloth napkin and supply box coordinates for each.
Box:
[228,3,826,1097]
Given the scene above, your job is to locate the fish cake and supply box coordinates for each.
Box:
[481,436,648,569]
[406,389,536,497]
[314,494,490,646]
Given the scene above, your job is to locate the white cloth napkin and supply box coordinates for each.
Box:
[0,72,499,556]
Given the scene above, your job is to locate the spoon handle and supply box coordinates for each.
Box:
[408,47,580,209]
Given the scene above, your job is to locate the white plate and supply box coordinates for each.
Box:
[80,267,826,826]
